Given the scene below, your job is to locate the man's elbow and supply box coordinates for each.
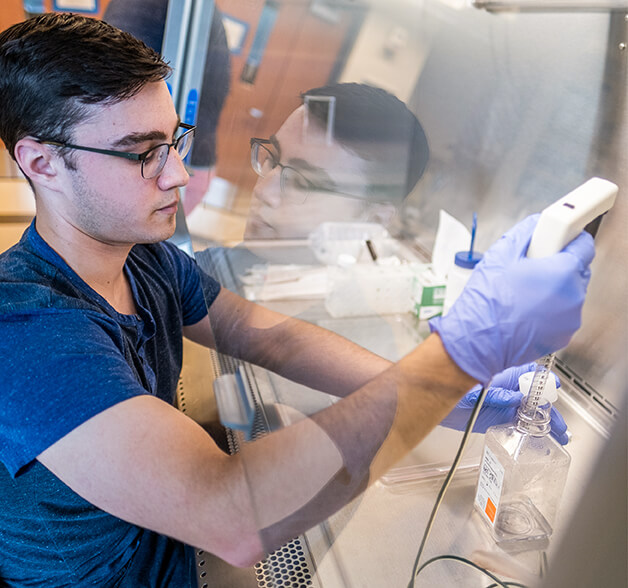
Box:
[214,533,266,568]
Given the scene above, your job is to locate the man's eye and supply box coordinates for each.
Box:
[292,175,310,190]
[260,154,277,172]
[284,170,311,192]
[144,148,159,164]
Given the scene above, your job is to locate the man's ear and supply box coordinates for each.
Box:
[14,137,63,190]
[365,202,397,227]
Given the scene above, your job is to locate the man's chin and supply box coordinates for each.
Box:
[136,222,177,245]
[245,217,278,239]
[245,216,316,240]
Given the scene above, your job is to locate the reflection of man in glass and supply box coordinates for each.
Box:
[246,83,429,239]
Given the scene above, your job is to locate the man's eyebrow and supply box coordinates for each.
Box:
[269,135,337,187]
[111,130,168,148]
[269,134,281,159]
[287,157,336,188]
[111,118,181,148]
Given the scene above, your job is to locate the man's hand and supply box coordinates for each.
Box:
[429,214,595,385]
[439,363,569,444]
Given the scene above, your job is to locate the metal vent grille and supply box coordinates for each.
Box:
[254,539,314,587]
[176,377,186,412]
[196,549,209,588]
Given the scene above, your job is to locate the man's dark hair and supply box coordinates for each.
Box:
[302,83,429,201]
[0,13,171,161]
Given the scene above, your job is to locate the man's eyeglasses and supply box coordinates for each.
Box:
[37,123,196,180]
[250,137,390,205]
[250,138,314,204]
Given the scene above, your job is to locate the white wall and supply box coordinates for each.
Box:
[339,1,431,102]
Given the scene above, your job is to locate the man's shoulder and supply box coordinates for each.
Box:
[0,232,43,273]
[0,239,52,307]
[0,237,94,315]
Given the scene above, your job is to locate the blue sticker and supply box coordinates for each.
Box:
[184,89,198,126]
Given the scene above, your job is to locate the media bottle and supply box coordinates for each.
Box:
[474,371,571,552]
[442,250,483,316]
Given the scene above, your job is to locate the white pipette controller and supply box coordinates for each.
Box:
[527,177,618,259]
[523,177,618,416]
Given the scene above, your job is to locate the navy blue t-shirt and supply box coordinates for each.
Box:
[0,222,221,586]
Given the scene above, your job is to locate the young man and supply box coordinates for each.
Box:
[0,14,593,586]
[246,83,428,239]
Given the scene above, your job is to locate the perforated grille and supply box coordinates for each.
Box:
[254,539,314,587]
[195,549,209,588]
[176,377,186,412]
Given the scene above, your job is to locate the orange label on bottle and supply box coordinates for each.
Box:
[485,498,497,523]
[475,445,505,528]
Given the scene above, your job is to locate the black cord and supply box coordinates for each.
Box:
[540,551,548,578]
[407,385,489,588]
[416,555,511,587]
[406,386,533,588]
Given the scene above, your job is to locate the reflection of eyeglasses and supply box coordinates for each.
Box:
[250,137,393,205]
[250,138,314,204]
[37,123,196,180]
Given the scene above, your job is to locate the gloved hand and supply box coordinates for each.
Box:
[429,214,595,385]
[439,363,569,444]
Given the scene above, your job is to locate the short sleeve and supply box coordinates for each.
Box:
[158,242,221,326]
[0,309,150,477]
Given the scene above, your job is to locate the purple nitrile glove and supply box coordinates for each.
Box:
[429,214,595,385]
[439,363,569,444]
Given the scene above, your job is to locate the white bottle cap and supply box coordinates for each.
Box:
[519,371,558,404]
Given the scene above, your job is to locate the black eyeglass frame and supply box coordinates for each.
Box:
[250,137,315,199]
[37,122,196,179]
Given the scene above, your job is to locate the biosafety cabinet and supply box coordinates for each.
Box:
[177,2,627,585]
[1,1,625,587]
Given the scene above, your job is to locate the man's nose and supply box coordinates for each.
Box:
[157,148,189,190]
[251,169,282,208]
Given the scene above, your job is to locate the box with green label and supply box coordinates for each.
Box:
[412,265,446,320]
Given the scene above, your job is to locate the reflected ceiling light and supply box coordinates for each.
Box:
[436,0,470,8]
[473,0,628,11]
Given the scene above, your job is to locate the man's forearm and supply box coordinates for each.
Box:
[205,288,393,397]
[250,314,393,397]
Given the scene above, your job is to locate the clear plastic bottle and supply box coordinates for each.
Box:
[474,372,571,553]
[442,251,483,316]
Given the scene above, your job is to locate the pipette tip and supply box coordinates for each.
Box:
[468,212,477,261]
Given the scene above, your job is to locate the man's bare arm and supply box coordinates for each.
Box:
[38,332,474,567]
